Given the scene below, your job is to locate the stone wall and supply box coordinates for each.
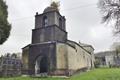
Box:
[67,42,92,70]
[56,42,94,75]
[56,43,67,69]
[82,46,95,68]
[22,46,29,74]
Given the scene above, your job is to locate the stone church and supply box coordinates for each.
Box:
[22,4,95,76]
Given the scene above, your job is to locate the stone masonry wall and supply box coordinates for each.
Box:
[56,42,93,72]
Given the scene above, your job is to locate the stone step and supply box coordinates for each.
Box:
[35,73,48,77]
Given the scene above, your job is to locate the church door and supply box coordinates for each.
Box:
[40,57,48,73]
[35,56,48,74]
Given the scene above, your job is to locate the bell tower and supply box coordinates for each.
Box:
[32,5,67,44]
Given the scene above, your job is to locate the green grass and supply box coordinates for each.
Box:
[0,68,120,80]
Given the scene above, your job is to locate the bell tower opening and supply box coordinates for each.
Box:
[43,16,48,27]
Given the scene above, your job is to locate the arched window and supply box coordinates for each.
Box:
[43,16,48,27]
[59,18,62,28]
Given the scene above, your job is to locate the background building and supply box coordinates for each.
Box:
[95,51,120,67]
[0,53,22,77]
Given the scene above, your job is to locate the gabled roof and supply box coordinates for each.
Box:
[79,42,94,50]
[67,40,94,54]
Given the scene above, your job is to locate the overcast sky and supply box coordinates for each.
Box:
[0,0,119,55]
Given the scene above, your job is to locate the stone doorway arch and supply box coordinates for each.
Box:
[35,56,48,75]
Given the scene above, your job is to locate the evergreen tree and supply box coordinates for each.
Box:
[0,0,11,44]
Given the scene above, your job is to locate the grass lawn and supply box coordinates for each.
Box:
[0,68,120,80]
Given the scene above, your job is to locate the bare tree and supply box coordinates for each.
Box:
[98,0,120,34]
